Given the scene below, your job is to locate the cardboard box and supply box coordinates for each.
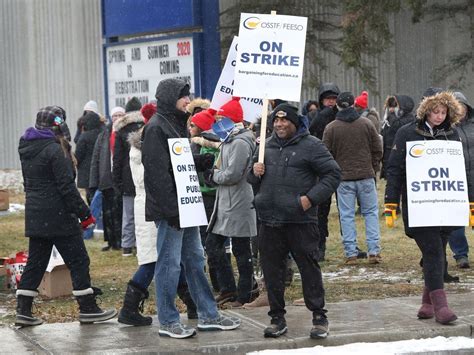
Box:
[39,264,73,298]
[0,190,9,211]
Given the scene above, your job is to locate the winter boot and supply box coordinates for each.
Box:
[15,290,43,327]
[118,281,153,326]
[417,287,434,319]
[74,287,117,324]
[177,284,197,319]
[429,289,457,325]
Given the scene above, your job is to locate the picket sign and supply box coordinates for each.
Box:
[406,140,469,227]
[168,138,208,228]
[233,10,307,163]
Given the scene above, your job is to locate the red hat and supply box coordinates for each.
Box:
[354,91,368,109]
[141,103,157,124]
[191,109,216,131]
[218,97,243,123]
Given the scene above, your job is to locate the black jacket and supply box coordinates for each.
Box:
[112,111,144,196]
[142,79,190,222]
[89,125,114,191]
[19,128,90,238]
[248,126,341,225]
[75,112,102,189]
[308,83,340,139]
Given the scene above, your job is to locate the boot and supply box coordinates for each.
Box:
[177,284,197,319]
[242,290,269,308]
[74,287,117,324]
[417,287,434,319]
[429,289,457,325]
[118,281,153,326]
[15,290,43,327]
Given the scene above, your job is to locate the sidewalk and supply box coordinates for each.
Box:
[2,292,473,354]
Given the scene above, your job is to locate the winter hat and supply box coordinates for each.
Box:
[271,103,300,128]
[191,109,216,131]
[35,106,67,130]
[321,91,339,100]
[110,106,125,117]
[83,100,98,114]
[354,91,368,109]
[336,92,355,109]
[178,85,191,99]
[140,103,157,124]
[125,97,142,112]
[219,97,244,123]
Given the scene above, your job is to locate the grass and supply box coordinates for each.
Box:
[1,181,473,325]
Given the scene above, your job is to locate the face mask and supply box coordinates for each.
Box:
[212,118,235,142]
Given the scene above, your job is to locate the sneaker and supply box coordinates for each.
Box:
[122,247,133,257]
[197,314,240,331]
[101,244,111,252]
[310,315,329,339]
[456,257,470,269]
[264,320,288,338]
[344,256,357,265]
[368,254,382,264]
[159,322,196,339]
[243,291,269,308]
[215,292,236,305]
[356,247,367,259]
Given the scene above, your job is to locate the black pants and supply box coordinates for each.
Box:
[259,223,326,322]
[18,234,91,291]
[206,233,254,304]
[85,187,97,206]
[317,196,332,253]
[102,188,122,248]
[414,228,449,290]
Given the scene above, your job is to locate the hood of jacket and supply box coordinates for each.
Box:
[113,110,144,132]
[127,126,144,150]
[416,91,464,130]
[335,107,360,122]
[19,128,56,160]
[155,78,189,113]
[395,95,415,115]
[318,82,340,106]
[186,97,211,115]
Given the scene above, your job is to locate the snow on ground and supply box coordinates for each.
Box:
[0,203,25,217]
[248,336,474,355]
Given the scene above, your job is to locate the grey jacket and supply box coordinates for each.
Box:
[208,129,257,237]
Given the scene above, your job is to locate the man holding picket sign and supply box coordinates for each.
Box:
[384,91,468,325]
[141,78,240,339]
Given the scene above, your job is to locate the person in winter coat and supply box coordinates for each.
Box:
[248,103,341,339]
[204,97,257,308]
[380,94,416,178]
[113,97,144,256]
[16,106,116,327]
[141,78,240,338]
[448,92,473,269]
[89,106,125,251]
[323,92,383,265]
[76,111,103,204]
[384,91,465,325]
[75,100,99,144]
[354,91,381,133]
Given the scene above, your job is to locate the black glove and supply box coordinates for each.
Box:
[203,169,217,187]
[167,215,181,231]
[194,153,215,172]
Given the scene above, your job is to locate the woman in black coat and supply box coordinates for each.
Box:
[15,106,116,327]
[384,92,464,325]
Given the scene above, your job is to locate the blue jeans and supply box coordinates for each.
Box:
[154,220,218,325]
[449,227,469,260]
[131,262,155,289]
[337,179,381,257]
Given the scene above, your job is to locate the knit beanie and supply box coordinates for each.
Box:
[35,106,67,130]
[140,103,157,124]
[354,91,368,109]
[218,97,243,123]
[336,92,355,109]
[271,103,300,128]
[191,109,216,131]
[83,100,98,114]
[110,106,125,116]
[125,97,142,112]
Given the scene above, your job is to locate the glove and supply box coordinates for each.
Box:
[167,215,181,231]
[194,153,215,172]
[470,203,474,227]
[81,214,96,230]
[203,169,217,187]
[384,203,398,228]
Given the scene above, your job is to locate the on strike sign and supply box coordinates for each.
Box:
[168,138,208,228]
[406,140,469,227]
[233,13,307,101]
